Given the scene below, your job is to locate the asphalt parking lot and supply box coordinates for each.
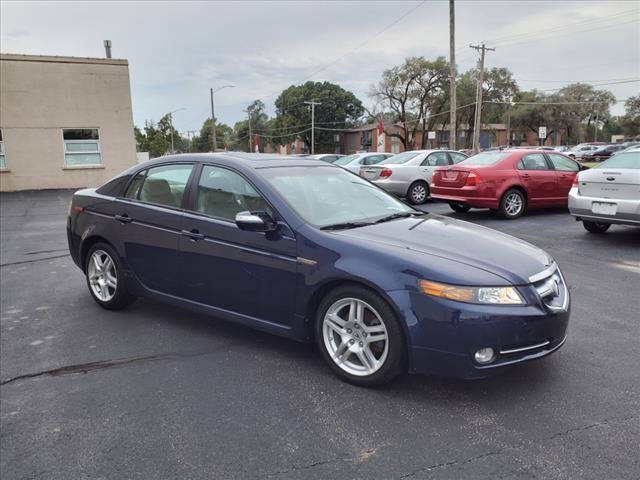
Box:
[1,189,639,480]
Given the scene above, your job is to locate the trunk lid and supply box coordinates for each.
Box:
[578,168,640,200]
[433,167,471,188]
[360,165,385,180]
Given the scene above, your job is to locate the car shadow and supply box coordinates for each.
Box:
[123,297,563,407]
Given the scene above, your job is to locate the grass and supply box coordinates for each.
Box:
[582,162,599,168]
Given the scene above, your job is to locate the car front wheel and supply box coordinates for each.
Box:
[583,221,610,234]
[315,285,405,387]
[85,242,137,310]
[498,189,525,219]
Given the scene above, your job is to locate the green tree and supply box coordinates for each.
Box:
[621,94,640,138]
[274,81,364,152]
[191,118,235,152]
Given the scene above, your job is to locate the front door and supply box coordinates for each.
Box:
[178,164,298,327]
[547,153,580,203]
[114,163,195,296]
[516,153,558,205]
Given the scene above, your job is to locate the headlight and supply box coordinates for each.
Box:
[418,279,525,305]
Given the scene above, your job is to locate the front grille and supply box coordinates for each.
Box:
[531,264,568,311]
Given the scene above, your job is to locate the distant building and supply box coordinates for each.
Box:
[0,53,137,191]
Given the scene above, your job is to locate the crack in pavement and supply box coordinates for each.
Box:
[0,253,71,268]
[260,455,352,478]
[24,248,69,256]
[0,347,231,386]
[398,415,636,478]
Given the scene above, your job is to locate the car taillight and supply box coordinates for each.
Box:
[380,168,392,178]
[432,171,441,185]
[465,172,479,186]
[572,175,579,187]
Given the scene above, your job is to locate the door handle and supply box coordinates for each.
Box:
[181,229,205,241]
[115,214,133,224]
[521,173,530,178]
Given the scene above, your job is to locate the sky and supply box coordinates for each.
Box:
[2,0,639,135]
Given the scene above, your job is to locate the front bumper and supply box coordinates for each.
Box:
[568,187,640,226]
[387,275,570,379]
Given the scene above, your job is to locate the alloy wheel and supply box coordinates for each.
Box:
[411,185,427,204]
[322,298,389,377]
[88,250,117,302]
[505,192,523,216]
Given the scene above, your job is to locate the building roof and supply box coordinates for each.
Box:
[0,53,128,66]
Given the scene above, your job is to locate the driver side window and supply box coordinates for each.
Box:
[195,165,272,222]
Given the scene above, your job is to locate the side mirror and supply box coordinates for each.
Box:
[235,211,277,232]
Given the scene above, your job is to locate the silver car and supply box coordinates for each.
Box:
[333,152,394,173]
[360,150,468,204]
[566,144,601,159]
[306,154,344,163]
[568,149,640,233]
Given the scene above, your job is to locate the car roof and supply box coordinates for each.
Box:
[134,152,329,170]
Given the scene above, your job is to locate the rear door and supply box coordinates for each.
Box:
[114,163,195,295]
[516,153,558,205]
[547,153,579,202]
[421,151,450,183]
[178,164,297,326]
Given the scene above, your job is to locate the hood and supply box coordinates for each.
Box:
[335,214,552,285]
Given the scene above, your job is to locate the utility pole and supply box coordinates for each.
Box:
[449,0,456,150]
[304,100,322,154]
[469,43,495,153]
[169,111,174,154]
[244,108,253,152]
[593,112,598,142]
[209,85,234,152]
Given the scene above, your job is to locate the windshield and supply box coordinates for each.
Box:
[379,151,421,165]
[261,166,415,228]
[594,152,639,169]
[459,152,510,166]
[334,154,360,166]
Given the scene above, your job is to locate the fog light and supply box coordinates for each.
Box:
[474,347,496,364]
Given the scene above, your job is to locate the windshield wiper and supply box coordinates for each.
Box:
[374,211,424,224]
[320,221,374,231]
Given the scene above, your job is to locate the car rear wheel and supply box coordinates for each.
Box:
[583,221,610,234]
[85,242,137,310]
[407,181,429,205]
[498,189,525,219]
[315,285,405,387]
[449,202,471,213]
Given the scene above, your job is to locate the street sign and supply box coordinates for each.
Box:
[538,126,547,139]
[428,131,436,140]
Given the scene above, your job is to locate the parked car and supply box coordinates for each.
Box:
[306,154,345,163]
[67,153,570,386]
[333,152,394,173]
[430,149,586,218]
[569,149,640,233]
[582,144,626,162]
[359,149,467,205]
[566,144,601,159]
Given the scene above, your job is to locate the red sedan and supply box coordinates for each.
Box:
[430,149,585,219]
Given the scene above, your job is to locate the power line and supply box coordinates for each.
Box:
[256,0,427,102]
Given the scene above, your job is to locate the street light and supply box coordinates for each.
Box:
[210,85,235,152]
[167,108,186,154]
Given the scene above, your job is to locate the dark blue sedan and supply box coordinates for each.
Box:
[67,153,570,386]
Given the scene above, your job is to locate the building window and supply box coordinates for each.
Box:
[391,136,401,154]
[0,129,6,169]
[63,128,102,166]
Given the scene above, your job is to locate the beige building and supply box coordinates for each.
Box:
[0,53,137,191]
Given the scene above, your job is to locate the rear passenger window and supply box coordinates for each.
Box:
[423,152,449,166]
[138,164,194,208]
[548,154,579,172]
[518,154,549,170]
[124,170,146,199]
[195,165,272,222]
[449,152,467,164]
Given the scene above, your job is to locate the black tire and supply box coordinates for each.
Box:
[407,181,429,205]
[85,242,137,310]
[449,202,471,213]
[498,188,526,219]
[315,284,406,387]
[583,221,611,234]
